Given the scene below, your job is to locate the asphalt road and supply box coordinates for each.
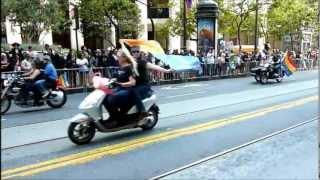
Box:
[1,70,318,128]
[1,70,318,179]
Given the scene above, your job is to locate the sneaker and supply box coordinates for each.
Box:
[42,91,50,98]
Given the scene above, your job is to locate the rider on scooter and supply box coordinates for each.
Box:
[102,46,139,127]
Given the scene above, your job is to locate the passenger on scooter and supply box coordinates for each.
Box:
[130,45,174,120]
[33,55,58,105]
[102,48,138,125]
[20,58,43,105]
[271,50,282,77]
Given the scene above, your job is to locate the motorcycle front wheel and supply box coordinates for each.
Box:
[47,88,67,108]
[254,75,261,83]
[276,72,283,83]
[260,72,268,84]
[1,95,11,115]
[68,122,96,145]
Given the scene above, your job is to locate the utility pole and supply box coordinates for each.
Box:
[183,0,187,51]
[254,0,258,52]
[318,0,320,49]
[74,5,79,53]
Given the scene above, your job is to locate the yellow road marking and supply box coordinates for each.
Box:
[2,96,317,179]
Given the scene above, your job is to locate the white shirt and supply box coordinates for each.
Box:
[21,59,32,71]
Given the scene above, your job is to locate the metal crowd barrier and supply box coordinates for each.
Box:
[1,59,318,90]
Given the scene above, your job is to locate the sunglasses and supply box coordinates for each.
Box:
[131,51,140,53]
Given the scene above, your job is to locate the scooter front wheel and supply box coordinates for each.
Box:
[68,122,96,145]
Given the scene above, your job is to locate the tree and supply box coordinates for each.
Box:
[167,6,197,41]
[222,0,257,49]
[267,0,317,50]
[79,0,142,47]
[2,0,69,44]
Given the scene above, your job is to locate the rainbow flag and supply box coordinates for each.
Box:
[121,39,202,73]
[282,53,297,76]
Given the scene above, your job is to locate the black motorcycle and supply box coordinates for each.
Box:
[250,62,285,84]
[1,72,67,114]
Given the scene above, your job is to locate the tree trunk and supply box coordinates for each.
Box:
[115,26,120,48]
[290,33,294,51]
[237,26,241,52]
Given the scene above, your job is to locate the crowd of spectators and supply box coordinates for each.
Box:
[1,43,318,76]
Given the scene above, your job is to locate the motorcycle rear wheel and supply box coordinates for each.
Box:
[47,88,67,108]
[1,95,11,115]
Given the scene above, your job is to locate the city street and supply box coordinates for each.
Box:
[1,70,319,179]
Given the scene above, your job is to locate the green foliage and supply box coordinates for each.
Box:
[267,0,317,48]
[79,0,142,41]
[219,0,257,46]
[2,0,70,43]
[167,6,197,39]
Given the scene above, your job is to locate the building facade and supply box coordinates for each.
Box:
[3,0,198,52]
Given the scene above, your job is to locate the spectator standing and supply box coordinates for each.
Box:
[8,42,23,71]
[21,52,33,72]
[76,53,89,86]
[206,49,215,76]
[95,49,104,67]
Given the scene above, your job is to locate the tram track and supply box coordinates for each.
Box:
[150,116,318,180]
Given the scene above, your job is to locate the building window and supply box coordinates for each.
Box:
[148,0,169,18]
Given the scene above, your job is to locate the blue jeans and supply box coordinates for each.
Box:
[103,88,133,117]
[131,85,151,113]
[34,80,46,94]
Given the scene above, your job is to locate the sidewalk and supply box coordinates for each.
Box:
[163,121,318,180]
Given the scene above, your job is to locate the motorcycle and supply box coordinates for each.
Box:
[250,62,285,84]
[1,72,67,114]
[68,76,159,145]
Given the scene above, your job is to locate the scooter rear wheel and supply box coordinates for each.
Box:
[141,107,159,131]
[68,122,96,145]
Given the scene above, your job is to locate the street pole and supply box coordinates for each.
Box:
[254,0,258,52]
[74,5,79,53]
[183,0,187,51]
[318,0,320,49]
[135,0,155,40]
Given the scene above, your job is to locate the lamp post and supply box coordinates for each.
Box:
[318,0,320,49]
[74,5,79,53]
[254,0,258,52]
[135,0,155,40]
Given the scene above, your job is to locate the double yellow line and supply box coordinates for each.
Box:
[2,95,318,179]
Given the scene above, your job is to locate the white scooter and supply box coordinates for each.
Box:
[68,76,159,145]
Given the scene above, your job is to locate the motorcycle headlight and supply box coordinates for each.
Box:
[3,80,9,86]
